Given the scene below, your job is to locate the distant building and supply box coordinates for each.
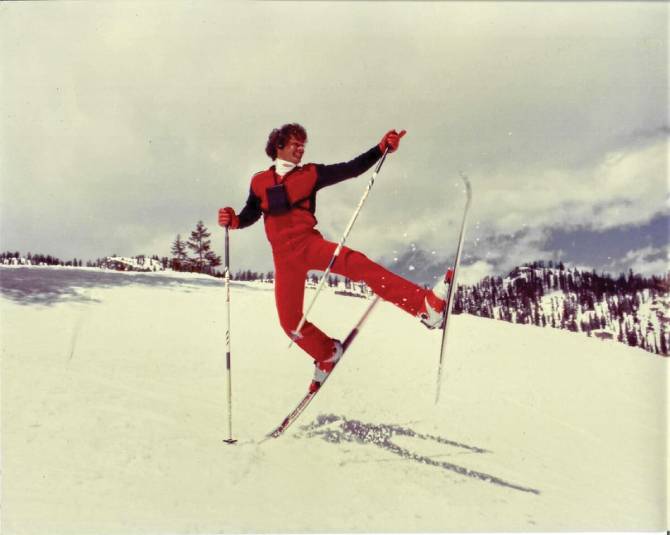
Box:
[4,257,31,266]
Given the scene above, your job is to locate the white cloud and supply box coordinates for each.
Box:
[321,131,667,278]
[607,245,669,277]
[466,135,668,237]
[469,226,559,275]
[458,261,496,285]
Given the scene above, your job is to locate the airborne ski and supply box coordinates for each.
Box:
[265,296,380,440]
[435,173,472,403]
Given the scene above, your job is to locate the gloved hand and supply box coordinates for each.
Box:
[218,207,239,229]
[379,129,407,153]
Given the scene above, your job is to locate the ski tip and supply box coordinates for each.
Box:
[266,418,291,440]
[458,171,473,196]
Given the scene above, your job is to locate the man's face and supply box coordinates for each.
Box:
[276,136,305,164]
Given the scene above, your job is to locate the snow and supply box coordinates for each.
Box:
[1,266,667,533]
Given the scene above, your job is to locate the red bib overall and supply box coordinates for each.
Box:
[238,148,430,363]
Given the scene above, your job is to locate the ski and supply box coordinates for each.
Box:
[265,296,380,440]
[435,173,473,404]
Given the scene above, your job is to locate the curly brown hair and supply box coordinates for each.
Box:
[265,123,307,160]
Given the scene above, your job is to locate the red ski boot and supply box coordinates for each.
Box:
[309,339,344,393]
[418,268,453,329]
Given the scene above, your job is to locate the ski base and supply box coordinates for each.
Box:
[435,172,472,403]
[265,296,380,440]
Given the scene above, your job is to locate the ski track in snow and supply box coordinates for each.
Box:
[297,414,540,495]
[0,267,666,533]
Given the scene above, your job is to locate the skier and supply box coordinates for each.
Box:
[219,123,452,390]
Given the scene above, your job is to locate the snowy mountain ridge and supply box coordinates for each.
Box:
[454,262,669,356]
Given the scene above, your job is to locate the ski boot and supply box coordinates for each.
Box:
[419,268,453,329]
[309,339,344,393]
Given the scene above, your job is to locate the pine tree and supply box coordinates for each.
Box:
[205,250,222,272]
[626,325,638,348]
[186,221,221,274]
[171,234,189,271]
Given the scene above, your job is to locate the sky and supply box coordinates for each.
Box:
[1,1,668,284]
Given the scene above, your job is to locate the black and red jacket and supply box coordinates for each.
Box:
[237,145,382,250]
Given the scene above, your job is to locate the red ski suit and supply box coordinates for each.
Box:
[237,145,429,363]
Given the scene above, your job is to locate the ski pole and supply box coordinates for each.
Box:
[223,226,237,444]
[289,147,390,347]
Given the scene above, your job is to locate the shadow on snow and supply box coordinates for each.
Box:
[0,267,242,306]
[299,414,541,495]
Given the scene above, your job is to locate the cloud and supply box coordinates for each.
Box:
[0,1,666,276]
[459,261,496,286]
[466,133,668,236]
[606,245,669,277]
[321,130,667,279]
[311,130,668,284]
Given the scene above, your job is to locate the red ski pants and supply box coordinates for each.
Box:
[273,233,429,363]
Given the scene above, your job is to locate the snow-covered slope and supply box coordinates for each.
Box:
[1,267,666,533]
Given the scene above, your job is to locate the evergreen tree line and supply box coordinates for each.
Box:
[1,250,174,270]
[1,251,84,267]
[227,270,361,292]
[452,262,669,356]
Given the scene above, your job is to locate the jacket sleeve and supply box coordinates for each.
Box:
[237,188,262,229]
[314,145,383,191]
